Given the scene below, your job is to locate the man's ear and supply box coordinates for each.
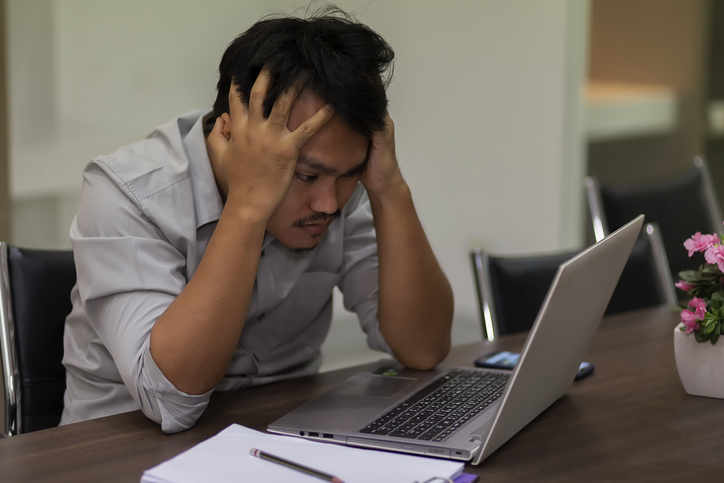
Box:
[221,113,231,141]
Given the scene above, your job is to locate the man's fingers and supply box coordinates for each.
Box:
[291,104,335,150]
[248,66,272,118]
[207,117,230,162]
[227,83,247,122]
[382,111,394,135]
[267,83,301,129]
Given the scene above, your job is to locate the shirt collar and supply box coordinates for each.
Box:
[262,233,275,250]
[180,109,224,228]
[180,111,281,251]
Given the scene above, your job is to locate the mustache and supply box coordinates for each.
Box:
[292,211,341,227]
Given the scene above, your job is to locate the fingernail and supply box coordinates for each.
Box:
[325,104,334,111]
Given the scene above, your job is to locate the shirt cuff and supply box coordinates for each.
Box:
[355,300,394,356]
[140,345,213,434]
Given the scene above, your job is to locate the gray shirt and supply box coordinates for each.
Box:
[60,110,392,433]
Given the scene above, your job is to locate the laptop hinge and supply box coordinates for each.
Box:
[469,435,484,466]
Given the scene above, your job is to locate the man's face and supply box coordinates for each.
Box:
[266,93,369,251]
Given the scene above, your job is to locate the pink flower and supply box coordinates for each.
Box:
[681,298,707,334]
[705,245,724,272]
[675,280,695,291]
[681,309,701,334]
[684,233,720,257]
[688,297,707,319]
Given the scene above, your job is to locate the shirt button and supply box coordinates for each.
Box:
[257,313,265,320]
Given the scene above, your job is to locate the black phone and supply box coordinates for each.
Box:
[474,350,594,381]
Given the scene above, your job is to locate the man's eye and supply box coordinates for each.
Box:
[297,173,317,182]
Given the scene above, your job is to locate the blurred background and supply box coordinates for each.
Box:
[0,0,720,370]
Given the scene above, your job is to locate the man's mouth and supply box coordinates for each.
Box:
[292,211,340,236]
[299,220,332,235]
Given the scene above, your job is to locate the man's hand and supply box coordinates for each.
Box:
[360,113,407,200]
[208,67,335,219]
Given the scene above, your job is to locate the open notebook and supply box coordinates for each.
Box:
[141,424,468,483]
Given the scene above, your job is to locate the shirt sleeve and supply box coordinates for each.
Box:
[71,162,211,433]
[336,184,394,355]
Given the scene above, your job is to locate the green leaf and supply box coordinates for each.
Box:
[696,331,710,342]
[703,323,716,335]
[702,264,722,276]
[680,270,701,282]
[711,331,721,345]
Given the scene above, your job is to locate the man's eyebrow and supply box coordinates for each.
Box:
[297,155,368,177]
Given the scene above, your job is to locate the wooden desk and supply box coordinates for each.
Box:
[1,306,722,482]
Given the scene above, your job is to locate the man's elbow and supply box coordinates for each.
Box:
[397,343,450,371]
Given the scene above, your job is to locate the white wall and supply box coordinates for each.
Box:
[7,0,588,370]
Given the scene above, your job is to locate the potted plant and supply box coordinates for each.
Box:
[674,230,724,398]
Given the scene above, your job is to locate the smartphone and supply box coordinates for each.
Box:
[474,350,594,381]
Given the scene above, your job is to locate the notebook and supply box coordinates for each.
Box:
[140,424,466,483]
[268,215,644,465]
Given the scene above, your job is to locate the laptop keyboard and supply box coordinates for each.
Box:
[359,370,509,442]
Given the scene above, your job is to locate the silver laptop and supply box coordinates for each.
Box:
[268,215,644,465]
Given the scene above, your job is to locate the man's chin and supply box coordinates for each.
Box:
[278,233,323,254]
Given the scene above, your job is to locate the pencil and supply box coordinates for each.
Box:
[249,448,344,483]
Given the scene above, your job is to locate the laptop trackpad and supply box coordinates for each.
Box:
[341,375,416,398]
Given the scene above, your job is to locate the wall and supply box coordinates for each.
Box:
[6,0,588,370]
[705,0,724,211]
[587,0,708,186]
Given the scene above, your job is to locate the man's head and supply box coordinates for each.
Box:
[213,7,394,251]
[213,6,394,139]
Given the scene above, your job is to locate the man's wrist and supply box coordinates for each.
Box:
[222,192,273,229]
[366,177,411,207]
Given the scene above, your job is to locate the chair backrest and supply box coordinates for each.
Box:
[0,243,76,436]
[585,156,723,284]
[471,223,676,341]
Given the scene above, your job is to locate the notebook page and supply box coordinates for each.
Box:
[141,424,464,483]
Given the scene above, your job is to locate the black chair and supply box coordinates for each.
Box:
[0,243,76,436]
[585,156,723,285]
[471,223,676,341]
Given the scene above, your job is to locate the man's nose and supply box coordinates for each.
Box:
[309,180,339,215]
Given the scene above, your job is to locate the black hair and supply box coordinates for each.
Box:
[212,6,394,138]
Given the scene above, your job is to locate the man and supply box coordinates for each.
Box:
[61,8,453,434]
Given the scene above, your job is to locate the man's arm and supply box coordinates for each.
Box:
[362,116,453,369]
[149,68,334,395]
[362,114,454,370]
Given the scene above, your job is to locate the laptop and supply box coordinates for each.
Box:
[268,215,644,465]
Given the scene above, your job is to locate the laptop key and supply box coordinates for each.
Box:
[360,372,510,443]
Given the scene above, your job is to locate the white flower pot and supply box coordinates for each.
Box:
[674,323,724,399]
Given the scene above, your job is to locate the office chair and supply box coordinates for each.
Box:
[585,156,723,285]
[471,223,676,341]
[0,242,76,436]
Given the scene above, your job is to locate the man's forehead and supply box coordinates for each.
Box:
[287,91,326,129]
[290,91,369,175]
[296,153,367,176]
